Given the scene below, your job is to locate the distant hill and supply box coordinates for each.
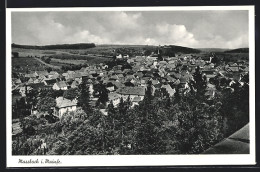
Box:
[224,48,249,53]
[162,45,201,54]
[198,48,230,53]
[12,43,96,50]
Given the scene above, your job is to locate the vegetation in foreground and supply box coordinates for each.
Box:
[12,68,249,155]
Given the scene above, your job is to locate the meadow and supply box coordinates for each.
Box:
[12,57,47,73]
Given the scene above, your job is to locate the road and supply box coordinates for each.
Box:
[33,57,61,70]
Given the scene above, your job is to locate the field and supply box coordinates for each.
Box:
[12,47,114,66]
[12,57,47,73]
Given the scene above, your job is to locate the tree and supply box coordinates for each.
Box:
[143,81,153,104]
[157,54,163,61]
[190,66,207,100]
[39,89,63,99]
[94,82,109,105]
[219,80,249,136]
[173,93,224,154]
[78,81,92,114]
[37,96,56,113]
[63,88,79,100]
[26,89,39,108]
[143,49,152,56]
[174,86,181,105]
[46,67,52,73]
[107,101,116,117]
[45,57,51,64]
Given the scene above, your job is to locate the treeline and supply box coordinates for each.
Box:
[12,43,96,50]
[212,52,249,63]
[61,63,89,71]
[12,68,249,155]
[164,45,201,54]
[224,48,249,53]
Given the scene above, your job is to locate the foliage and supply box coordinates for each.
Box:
[190,66,207,100]
[12,97,31,119]
[78,81,92,114]
[37,96,56,113]
[38,89,64,99]
[61,63,88,72]
[12,43,96,50]
[93,82,109,105]
[63,88,79,100]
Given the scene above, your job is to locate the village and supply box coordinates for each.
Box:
[12,45,249,121]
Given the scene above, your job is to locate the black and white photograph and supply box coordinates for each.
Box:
[6,6,255,167]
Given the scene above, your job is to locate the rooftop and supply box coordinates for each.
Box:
[56,97,77,108]
[117,86,146,96]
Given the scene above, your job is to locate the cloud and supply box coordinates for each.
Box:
[12,11,249,49]
[155,23,198,46]
[64,30,110,44]
[108,12,142,29]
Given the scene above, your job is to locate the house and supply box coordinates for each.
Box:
[29,82,48,91]
[108,92,121,107]
[14,78,22,84]
[227,66,240,72]
[48,71,59,78]
[131,96,142,107]
[161,84,176,97]
[27,78,35,84]
[62,72,69,78]
[127,59,135,64]
[25,73,37,79]
[71,80,80,88]
[38,74,47,81]
[54,97,77,118]
[205,90,215,100]
[165,75,176,83]
[116,54,123,59]
[49,73,60,80]
[109,75,119,81]
[134,72,144,79]
[179,77,189,89]
[116,86,146,101]
[111,81,124,89]
[35,71,49,77]
[205,83,216,100]
[19,85,33,97]
[53,81,68,90]
[151,79,160,85]
[44,79,57,86]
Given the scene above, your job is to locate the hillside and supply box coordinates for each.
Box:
[12,43,96,50]
[198,48,230,53]
[162,45,201,54]
[225,48,249,53]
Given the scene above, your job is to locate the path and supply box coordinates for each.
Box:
[33,57,61,70]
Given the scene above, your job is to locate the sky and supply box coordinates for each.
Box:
[11,10,249,49]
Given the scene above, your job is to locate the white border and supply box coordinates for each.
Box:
[6,6,255,167]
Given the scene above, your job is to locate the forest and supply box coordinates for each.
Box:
[12,43,96,50]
